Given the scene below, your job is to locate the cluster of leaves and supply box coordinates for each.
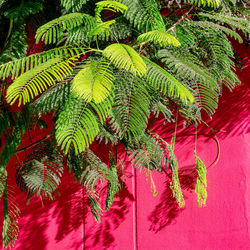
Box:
[0,0,249,248]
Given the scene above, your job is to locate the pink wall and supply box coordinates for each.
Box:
[0,42,249,250]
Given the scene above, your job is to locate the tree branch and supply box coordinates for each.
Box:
[166,6,194,32]
[16,135,51,153]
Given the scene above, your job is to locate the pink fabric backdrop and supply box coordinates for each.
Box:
[0,41,249,250]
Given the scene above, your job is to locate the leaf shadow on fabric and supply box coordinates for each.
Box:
[83,184,134,249]
[148,165,197,233]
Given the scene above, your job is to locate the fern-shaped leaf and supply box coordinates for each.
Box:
[103,43,146,76]
[187,21,243,43]
[129,134,164,171]
[0,46,85,80]
[143,57,194,103]
[169,158,185,208]
[138,30,181,47]
[56,95,112,154]
[110,73,150,139]
[60,0,90,12]
[66,22,132,44]
[0,168,7,199]
[88,20,116,38]
[198,12,250,35]
[96,0,128,14]
[71,60,114,103]
[33,81,71,117]
[81,149,119,193]
[88,196,102,222]
[6,57,75,106]
[117,0,165,32]
[19,158,64,199]
[158,49,219,115]
[187,0,221,8]
[105,153,119,210]
[35,13,95,44]
[195,155,207,207]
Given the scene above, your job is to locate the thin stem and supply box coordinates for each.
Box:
[201,120,220,169]
[166,6,194,32]
[16,135,50,153]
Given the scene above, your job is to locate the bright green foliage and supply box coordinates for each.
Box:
[56,95,112,154]
[138,30,181,47]
[186,0,221,8]
[6,58,75,106]
[71,60,114,103]
[195,156,207,207]
[0,46,85,80]
[35,13,95,44]
[95,0,127,22]
[103,43,147,76]
[88,20,116,38]
[143,57,194,103]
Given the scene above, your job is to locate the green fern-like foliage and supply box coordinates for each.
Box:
[56,94,112,154]
[105,152,119,210]
[0,46,85,80]
[169,159,185,208]
[6,57,75,106]
[33,81,71,117]
[117,0,165,32]
[16,157,64,200]
[130,134,164,171]
[110,72,150,139]
[158,49,219,115]
[103,43,146,76]
[81,149,119,194]
[186,0,221,8]
[35,13,95,44]
[195,155,207,207]
[60,0,90,12]
[95,0,128,22]
[198,12,249,35]
[143,57,194,103]
[81,149,119,221]
[71,60,114,103]
[66,21,132,44]
[137,30,181,47]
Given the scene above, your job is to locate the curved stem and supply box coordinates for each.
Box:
[201,120,220,169]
